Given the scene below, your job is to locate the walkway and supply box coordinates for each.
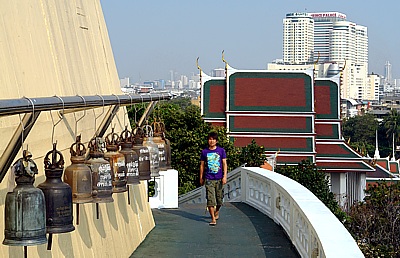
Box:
[131,202,300,258]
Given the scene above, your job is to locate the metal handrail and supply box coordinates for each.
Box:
[0,93,171,117]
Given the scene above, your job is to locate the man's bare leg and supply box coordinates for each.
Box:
[208,206,216,225]
[215,205,221,220]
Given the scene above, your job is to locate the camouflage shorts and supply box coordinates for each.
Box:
[205,179,224,207]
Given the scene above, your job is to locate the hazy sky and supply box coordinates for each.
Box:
[100,0,399,83]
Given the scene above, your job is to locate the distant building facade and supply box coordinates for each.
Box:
[283,12,314,65]
[309,12,347,63]
[281,11,368,100]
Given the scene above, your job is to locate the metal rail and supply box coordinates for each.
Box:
[0,93,171,116]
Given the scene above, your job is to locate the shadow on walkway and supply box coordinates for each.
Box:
[131,202,300,258]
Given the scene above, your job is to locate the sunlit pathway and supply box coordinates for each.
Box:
[131,202,300,258]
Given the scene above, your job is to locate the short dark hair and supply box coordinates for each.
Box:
[208,131,218,141]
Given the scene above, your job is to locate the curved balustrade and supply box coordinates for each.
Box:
[179,167,364,258]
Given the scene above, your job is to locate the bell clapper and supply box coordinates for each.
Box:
[47,233,53,250]
[127,185,130,205]
[96,203,100,220]
[76,203,80,225]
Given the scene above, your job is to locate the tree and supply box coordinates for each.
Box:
[342,113,378,157]
[383,109,400,159]
[346,182,400,257]
[238,139,266,167]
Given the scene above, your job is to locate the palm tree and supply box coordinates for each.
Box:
[384,109,400,158]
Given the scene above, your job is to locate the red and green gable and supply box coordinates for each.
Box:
[316,160,374,172]
[227,71,313,112]
[315,122,340,139]
[316,142,361,159]
[276,155,314,165]
[390,161,400,174]
[231,135,314,153]
[314,78,340,120]
[375,159,389,170]
[228,115,313,134]
[201,77,226,119]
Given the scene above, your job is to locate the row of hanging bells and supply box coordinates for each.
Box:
[3,119,172,246]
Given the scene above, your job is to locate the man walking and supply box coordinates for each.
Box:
[200,131,227,226]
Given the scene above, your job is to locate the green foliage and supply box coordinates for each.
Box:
[342,113,378,157]
[377,124,391,158]
[238,139,266,167]
[128,98,240,195]
[275,160,347,222]
[384,109,400,142]
[346,182,400,257]
[383,109,400,159]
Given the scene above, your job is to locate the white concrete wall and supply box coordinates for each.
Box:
[149,169,179,209]
[0,1,155,257]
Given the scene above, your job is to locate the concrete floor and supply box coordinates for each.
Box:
[131,202,300,258]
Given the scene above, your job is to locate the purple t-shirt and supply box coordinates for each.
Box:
[200,146,227,180]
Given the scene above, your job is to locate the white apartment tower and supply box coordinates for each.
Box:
[283,13,314,64]
[282,12,369,99]
[309,12,347,62]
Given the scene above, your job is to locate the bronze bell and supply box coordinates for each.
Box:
[64,135,93,203]
[119,126,139,185]
[104,128,127,193]
[162,131,172,169]
[132,127,151,180]
[37,143,75,234]
[3,150,47,246]
[87,137,114,203]
[152,121,167,171]
[142,125,160,177]
[158,121,172,169]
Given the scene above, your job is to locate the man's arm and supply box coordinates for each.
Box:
[200,160,205,186]
[221,158,227,184]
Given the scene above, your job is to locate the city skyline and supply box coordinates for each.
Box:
[100,0,400,82]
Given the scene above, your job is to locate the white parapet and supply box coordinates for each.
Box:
[149,169,179,209]
[179,167,364,258]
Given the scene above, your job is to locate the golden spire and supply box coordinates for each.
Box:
[222,50,228,69]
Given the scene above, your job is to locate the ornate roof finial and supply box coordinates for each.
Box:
[196,57,202,74]
[222,50,228,68]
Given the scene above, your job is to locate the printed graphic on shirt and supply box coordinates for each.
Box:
[207,152,221,174]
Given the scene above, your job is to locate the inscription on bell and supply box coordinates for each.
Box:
[97,164,112,187]
[56,206,72,217]
[126,161,139,177]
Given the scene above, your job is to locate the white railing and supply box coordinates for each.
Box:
[179,167,364,258]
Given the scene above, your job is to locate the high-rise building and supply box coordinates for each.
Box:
[282,12,314,64]
[309,12,347,62]
[385,61,392,83]
[366,73,380,101]
[281,11,368,100]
